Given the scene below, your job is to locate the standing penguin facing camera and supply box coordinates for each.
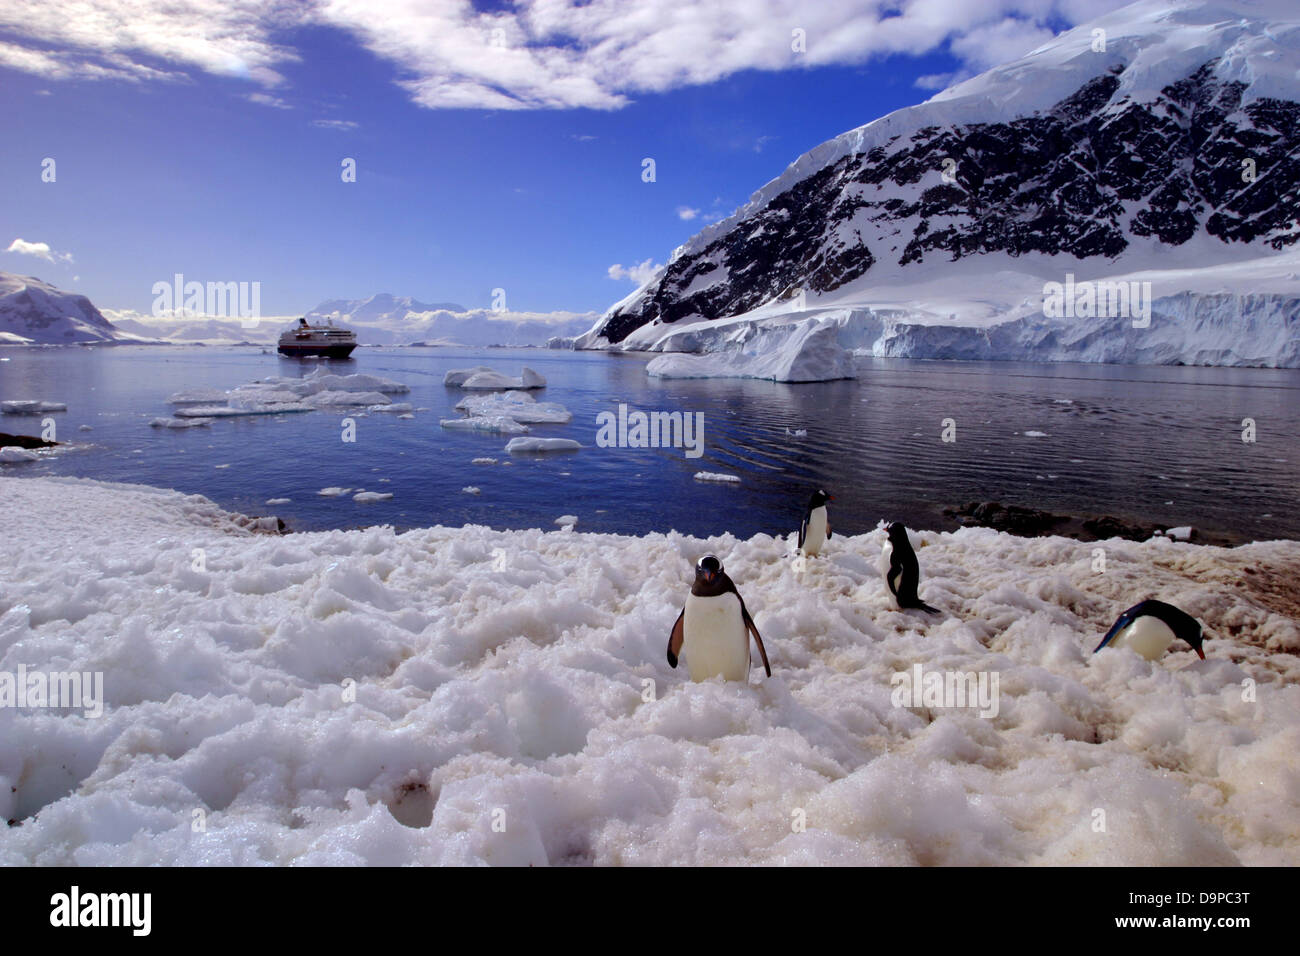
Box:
[798,489,833,557]
[879,522,940,614]
[667,555,772,682]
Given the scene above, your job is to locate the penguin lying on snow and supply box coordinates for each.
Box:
[668,555,772,682]
[1094,599,1206,661]
[798,489,833,556]
[879,522,939,614]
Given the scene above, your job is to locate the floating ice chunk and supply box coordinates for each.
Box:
[694,471,741,483]
[78,424,93,431]
[448,366,547,390]
[1024,430,1049,438]
[398,413,415,420]
[150,417,214,428]
[454,391,571,424]
[472,457,498,465]
[368,403,413,414]
[505,437,580,453]
[317,486,352,497]
[0,446,39,462]
[1161,526,1194,541]
[554,515,578,527]
[785,427,808,437]
[2,400,66,414]
[175,404,313,418]
[266,498,291,505]
[166,388,229,405]
[441,416,531,435]
[354,491,393,503]
[463,486,481,495]
[293,368,408,395]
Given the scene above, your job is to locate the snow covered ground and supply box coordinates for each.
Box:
[1,476,1297,866]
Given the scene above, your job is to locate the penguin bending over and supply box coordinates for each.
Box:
[667,555,772,682]
[1094,599,1206,661]
[798,489,833,557]
[880,522,939,614]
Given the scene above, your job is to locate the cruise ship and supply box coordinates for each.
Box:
[277,318,358,358]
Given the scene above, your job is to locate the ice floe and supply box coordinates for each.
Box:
[454,391,571,424]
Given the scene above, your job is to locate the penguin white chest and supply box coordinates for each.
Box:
[877,541,893,583]
[803,506,828,555]
[1111,616,1177,661]
[683,593,750,682]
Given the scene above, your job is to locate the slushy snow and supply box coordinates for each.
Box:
[1,476,1297,865]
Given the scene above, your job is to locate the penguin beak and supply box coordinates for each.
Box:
[703,571,715,584]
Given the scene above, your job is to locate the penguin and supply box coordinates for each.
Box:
[879,522,939,614]
[1094,599,1206,661]
[667,555,772,682]
[798,489,833,557]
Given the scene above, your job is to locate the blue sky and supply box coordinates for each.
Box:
[0,1,1125,316]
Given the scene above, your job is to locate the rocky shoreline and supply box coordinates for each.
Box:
[943,500,1223,546]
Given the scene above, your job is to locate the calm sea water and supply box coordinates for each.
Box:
[2,345,1298,543]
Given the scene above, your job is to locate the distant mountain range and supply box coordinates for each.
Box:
[0,273,595,348]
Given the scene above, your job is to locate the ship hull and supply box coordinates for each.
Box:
[277,342,357,358]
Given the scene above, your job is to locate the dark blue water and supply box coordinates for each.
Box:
[2,346,1297,542]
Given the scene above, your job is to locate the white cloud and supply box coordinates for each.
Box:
[676,206,700,221]
[247,92,291,109]
[5,238,73,264]
[311,118,359,131]
[608,258,662,284]
[914,71,957,91]
[0,1,1132,110]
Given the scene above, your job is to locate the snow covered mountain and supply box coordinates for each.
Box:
[0,272,121,345]
[579,0,1300,369]
[308,293,468,325]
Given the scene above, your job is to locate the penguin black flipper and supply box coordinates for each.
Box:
[885,555,902,601]
[798,511,809,550]
[667,609,685,668]
[1094,606,1141,653]
[739,602,772,678]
